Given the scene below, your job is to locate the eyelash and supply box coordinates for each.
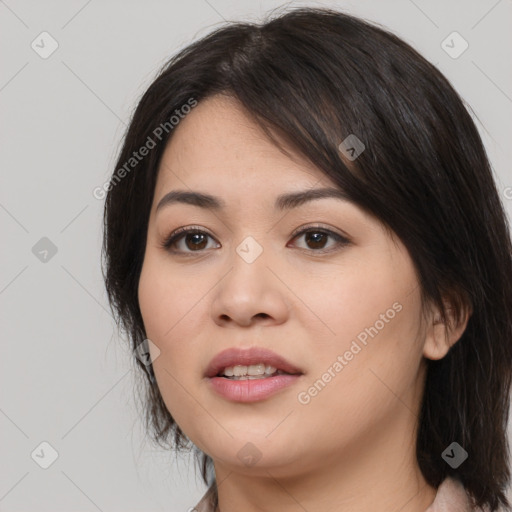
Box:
[160,224,351,256]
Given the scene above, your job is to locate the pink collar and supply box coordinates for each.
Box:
[425,477,479,511]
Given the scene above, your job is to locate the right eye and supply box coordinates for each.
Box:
[160,226,220,254]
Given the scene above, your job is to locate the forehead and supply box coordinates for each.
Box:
[154,94,332,194]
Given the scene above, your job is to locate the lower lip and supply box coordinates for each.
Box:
[207,374,302,402]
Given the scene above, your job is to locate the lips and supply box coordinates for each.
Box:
[205,347,304,403]
[205,347,303,379]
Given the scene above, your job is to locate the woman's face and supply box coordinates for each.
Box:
[138,94,438,478]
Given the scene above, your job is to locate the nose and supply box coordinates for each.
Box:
[210,241,290,328]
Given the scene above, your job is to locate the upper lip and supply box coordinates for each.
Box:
[205,347,304,378]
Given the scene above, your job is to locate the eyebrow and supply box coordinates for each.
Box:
[155,187,351,214]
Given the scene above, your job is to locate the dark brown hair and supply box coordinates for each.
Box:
[102,7,512,510]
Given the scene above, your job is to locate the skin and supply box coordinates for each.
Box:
[138,94,470,512]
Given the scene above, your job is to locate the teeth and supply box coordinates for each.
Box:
[220,364,278,378]
[249,363,265,375]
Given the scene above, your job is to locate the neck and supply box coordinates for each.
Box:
[211,396,436,511]
[213,446,436,512]
[214,456,436,512]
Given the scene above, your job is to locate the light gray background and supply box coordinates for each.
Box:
[1,1,511,510]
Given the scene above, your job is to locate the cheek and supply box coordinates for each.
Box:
[296,256,424,413]
[294,308,424,455]
[138,253,211,398]
[138,263,202,432]
[300,254,414,352]
[138,254,208,342]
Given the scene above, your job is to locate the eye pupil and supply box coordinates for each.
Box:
[186,233,207,250]
[306,232,327,249]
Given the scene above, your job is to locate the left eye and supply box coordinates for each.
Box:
[288,227,350,253]
[160,226,350,254]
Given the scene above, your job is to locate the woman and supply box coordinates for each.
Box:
[102,7,512,511]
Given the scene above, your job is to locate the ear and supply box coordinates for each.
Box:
[422,300,472,361]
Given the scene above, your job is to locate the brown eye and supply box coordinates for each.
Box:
[304,231,329,249]
[289,227,351,254]
[161,227,219,253]
[184,233,208,250]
